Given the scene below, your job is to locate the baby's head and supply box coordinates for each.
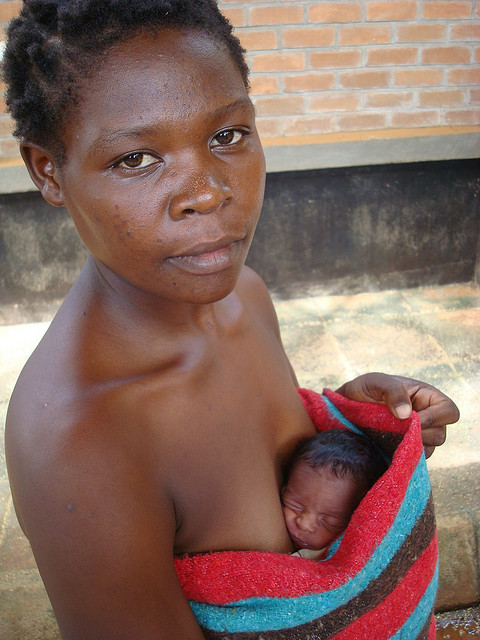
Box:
[282,429,388,552]
[3,0,249,165]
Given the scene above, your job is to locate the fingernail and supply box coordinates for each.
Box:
[395,404,411,419]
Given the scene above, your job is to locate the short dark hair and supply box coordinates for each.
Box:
[2,0,249,164]
[287,429,388,491]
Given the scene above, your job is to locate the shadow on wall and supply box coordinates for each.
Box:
[0,158,479,305]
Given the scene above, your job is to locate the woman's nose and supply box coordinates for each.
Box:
[167,162,232,219]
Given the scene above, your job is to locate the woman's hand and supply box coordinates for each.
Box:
[336,373,460,458]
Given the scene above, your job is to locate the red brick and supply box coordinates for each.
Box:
[447,67,480,86]
[0,116,14,137]
[250,5,303,26]
[475,47,480,63]
[391,111,441,127]
[364,90,414,108]
[339,24,391,46]
[0,136,21,158]
[281,27,335,49]
[366,46,418,66]
[422,46,471,65]
[255,118,283,138]
[283,115,337,136]
[309,93,360,112]
[418,89,467,107]
[250,52,305,73]
[254,95,305,116]
[339,69,390,89]
[310,49,362,69]
[249,76,280,96]
[221,8,246,28]
[366,2,417,22]
[238,29,278,51]
[337,112,387,131]
[394,68,444,87]
[444,109,480,125]
[307,2,362,23]
[284,72,335,93]
[0,1,21,23]
[396,24,446,42]
[471,89,480,104]
[422,2,473,20]
[450,23,480,42]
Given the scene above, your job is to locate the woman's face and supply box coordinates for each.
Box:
[55,28,266,305]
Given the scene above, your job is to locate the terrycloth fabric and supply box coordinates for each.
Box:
[175,388,438,640]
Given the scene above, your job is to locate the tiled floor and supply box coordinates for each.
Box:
[0,282,479,639]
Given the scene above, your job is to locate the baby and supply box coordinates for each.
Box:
[282,429,388,560]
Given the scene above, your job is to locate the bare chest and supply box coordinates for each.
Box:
[147,331,315,554]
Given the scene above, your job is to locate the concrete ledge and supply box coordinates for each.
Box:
[1,127,479,193]
[263,126,480,172]
[0,158,33,195]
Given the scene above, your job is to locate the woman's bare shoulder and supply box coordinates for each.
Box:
[236,266,282,337]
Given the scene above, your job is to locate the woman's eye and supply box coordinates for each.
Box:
[116,153,158,170]
[211,129,245,147]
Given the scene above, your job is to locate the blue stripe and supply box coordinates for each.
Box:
[323,396,365,434]
[389,560,439,639]
[322,396,391,464]
[190,455,432,633]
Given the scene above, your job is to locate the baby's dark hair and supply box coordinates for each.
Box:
[287,429,388,491]
[2,0,249,164]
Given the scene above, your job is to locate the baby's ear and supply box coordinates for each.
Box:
[20,143,65,207]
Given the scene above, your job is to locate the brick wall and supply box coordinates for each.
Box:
[217,0,480,142]
[0,0,479,164]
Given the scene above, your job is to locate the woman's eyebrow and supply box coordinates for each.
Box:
[88,97,254,155]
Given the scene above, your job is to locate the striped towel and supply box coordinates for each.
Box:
[175,388,438,639]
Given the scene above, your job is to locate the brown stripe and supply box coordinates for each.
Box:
[360,426,404,458]
[416,610,435,640]
[201,494,436,640]
[313,493,436,638]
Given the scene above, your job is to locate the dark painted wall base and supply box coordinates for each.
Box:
[248,159,480,298]
[1,159,479,308]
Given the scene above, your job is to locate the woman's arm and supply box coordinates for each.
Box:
[6,414,205,640]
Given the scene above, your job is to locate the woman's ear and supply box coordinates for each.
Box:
[20,142,65,207]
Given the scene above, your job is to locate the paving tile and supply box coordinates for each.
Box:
[0,323,49,402]
[0,570,60,640]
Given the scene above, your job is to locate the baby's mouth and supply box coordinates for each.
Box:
[289,532,316,550]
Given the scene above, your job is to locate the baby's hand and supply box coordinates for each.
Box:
[336,373,460,458]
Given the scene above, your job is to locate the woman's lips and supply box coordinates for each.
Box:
[166,239,243,275]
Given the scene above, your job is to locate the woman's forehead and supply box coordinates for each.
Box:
[89,28,239,93]
[64,29,250,150]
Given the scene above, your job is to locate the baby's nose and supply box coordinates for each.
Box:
[297,513,316,534]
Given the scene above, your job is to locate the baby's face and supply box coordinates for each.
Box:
[282,463,365,551]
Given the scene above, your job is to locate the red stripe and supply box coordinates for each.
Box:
[330,533,438,640]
